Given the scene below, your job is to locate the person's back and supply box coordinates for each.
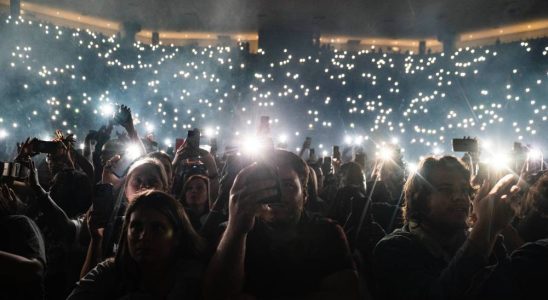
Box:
[0,214,46,300]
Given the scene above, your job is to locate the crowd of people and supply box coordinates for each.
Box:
[0,11,547,300]
[0,13,547,160]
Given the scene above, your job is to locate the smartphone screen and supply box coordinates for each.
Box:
[186,129,200,149]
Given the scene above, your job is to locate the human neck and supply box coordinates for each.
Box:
[138,260,174,295]
[419,221,466,252]
[189,204,207,216]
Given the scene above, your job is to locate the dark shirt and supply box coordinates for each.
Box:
[480,239,548,300]
[241,213,356,299]
[373,224,506,300]
[517,212,548,243]
[0,215,46,300]
[68,258,203,300]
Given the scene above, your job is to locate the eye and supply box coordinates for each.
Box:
[129,222,143,234]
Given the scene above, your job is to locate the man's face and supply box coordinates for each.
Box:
[425,167,471,231]
[260,164,306,226]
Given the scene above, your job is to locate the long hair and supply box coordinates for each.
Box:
[123,157,169,194]
[114,190,204,284]
[402,155,472,225]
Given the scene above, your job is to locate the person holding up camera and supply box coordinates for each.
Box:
[204,150,359,300]
[373,155,520,300]
[172,128,219,204]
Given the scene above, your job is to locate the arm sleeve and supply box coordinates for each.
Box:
[67,260,117,300]
[6,215,46,268]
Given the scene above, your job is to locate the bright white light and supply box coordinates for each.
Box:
[0,129,8,139]
[344,136,353,145]
[322,150,328,157]
[164,138,172,146]
[79,143,85,150]
[204,127,215,137]
[481,139,492,150]
[433,147,442,155]
[242,136,264,155]
[391,137,399,144]
[145,123,155,133]
[407,163,418,174]
[126,144,142,160]
[379,147,393,160]
[278,134,288,143]
[528,148,543,161]
[485,152,511,170]
[354,136,363,145]
[100,104,114,117]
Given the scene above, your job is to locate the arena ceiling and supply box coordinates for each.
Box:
[22,0,548,38]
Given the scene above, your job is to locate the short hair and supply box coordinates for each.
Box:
[114,190,204,280]
[402,155,471,224]
[272,150,309,198]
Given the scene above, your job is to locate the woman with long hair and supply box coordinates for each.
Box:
[69,190,204,299]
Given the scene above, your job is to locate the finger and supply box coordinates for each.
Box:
[240,179,278,196]
[476,179,491,201]
[7,187,18,202]
[1,185,9,199]
[490,174,518,197]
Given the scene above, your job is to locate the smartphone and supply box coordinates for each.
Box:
[92,184,114,222]
[32,140,61,154]
[303,137,312,149]
[452,138,478,153]
[186,129,200,150]
[332,145,341,160]
[257,116,271,136]
[247,162,281,204]
[111,155,136,178]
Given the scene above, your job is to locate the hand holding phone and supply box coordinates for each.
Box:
[245,162,282,204]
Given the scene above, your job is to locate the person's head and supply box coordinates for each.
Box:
[339,162,365,188]
[403,155,473,231]
[46,130,76,175]
[521,172,548,218]
[146,151,173,186]
[258,150,309,226]
[180,175,210,213]
[115,190,202,271]
[100,139,125,166]
[124,158,169,203]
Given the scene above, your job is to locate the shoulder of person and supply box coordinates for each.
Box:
[0,214,41,232]
[374,226,419,254]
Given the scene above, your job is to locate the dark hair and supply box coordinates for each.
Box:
[273,150,309,199]
[114,190,204,281]
[339,162,365,188]
[521,172,548,216]
[402,155,471,225]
